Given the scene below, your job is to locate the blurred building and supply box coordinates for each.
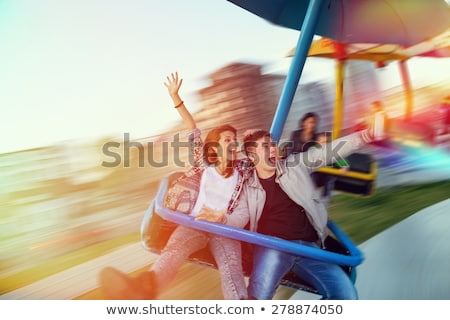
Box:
[191,61,380,142]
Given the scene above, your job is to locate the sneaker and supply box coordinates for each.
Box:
[99,267,156,300]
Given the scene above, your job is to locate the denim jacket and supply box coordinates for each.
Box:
[233,130,373,246]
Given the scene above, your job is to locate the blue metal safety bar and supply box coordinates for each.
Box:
[151,176,364,267]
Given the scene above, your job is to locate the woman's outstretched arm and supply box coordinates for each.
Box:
[164,72,196,131]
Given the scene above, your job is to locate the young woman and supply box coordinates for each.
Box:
[99,72,252,300]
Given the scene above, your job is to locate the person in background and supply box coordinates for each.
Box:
[285,112,320,157]
[440,95,450,134]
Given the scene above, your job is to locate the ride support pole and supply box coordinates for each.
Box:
[270,0,325,142]
[398,59,413,121]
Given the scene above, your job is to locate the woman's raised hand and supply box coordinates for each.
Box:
[195,207,226,224]
[164,72,183,98]
[164,71,196,130]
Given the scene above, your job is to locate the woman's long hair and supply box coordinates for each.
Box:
[300,112,318,129]
[203,124,237,178]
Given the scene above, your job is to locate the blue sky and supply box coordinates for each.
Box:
[0,0,449,153]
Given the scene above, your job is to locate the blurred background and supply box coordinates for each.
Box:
[1,0,450,299]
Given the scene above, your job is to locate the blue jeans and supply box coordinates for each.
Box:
[248,240,358,300]
[151,225,247,300]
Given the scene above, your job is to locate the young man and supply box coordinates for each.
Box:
[233,126,377,300]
